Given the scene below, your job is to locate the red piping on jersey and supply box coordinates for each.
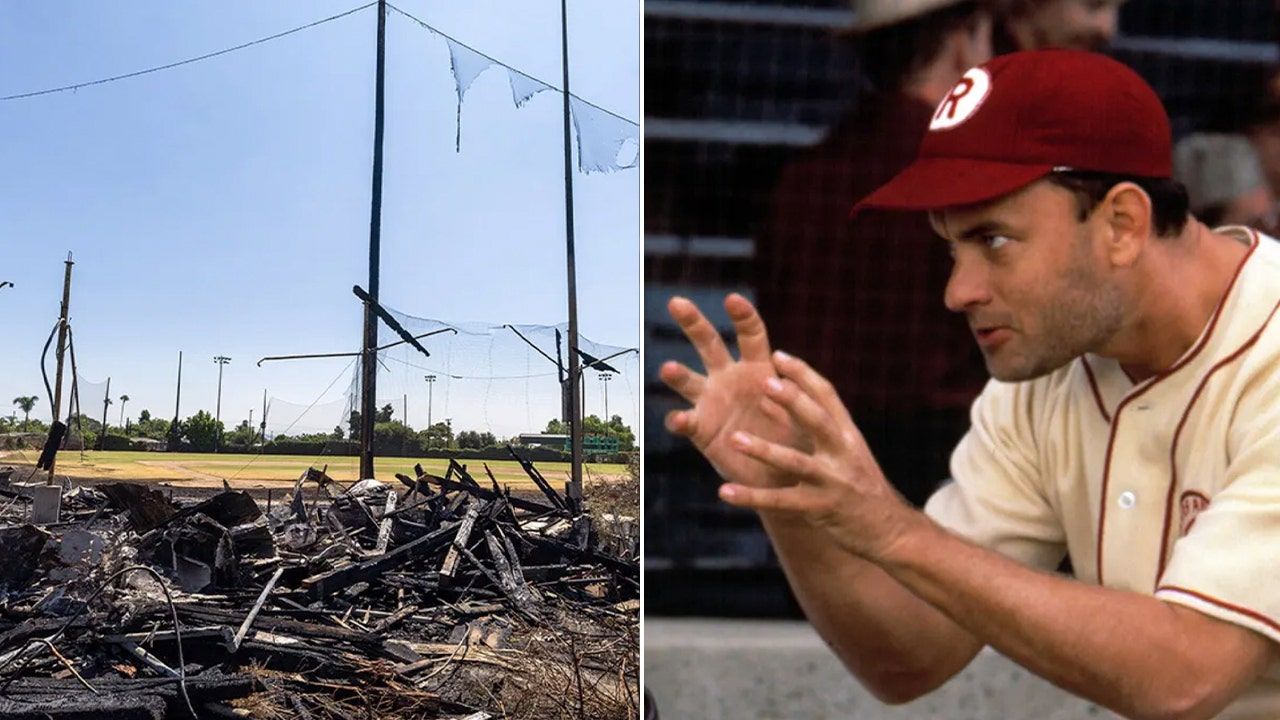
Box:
[1156,298,1280,582]
[1080,356,1111,423]
[1095,234,1258,586]
[1157,585,1280,636]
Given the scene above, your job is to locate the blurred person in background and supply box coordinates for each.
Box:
[1244,68,1280,208]
[993,0,1125,53]
[754,0,994,506]
[1174,133,1278,233]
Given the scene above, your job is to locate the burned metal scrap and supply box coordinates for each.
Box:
[0,456,639,719]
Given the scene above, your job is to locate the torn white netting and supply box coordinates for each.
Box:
[508,68,552,108]
[446,38,497,151]
[570,97,639,174]
[337,304,641,443]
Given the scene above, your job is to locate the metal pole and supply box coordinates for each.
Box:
[560,0,583,501]
[47,252,74,483]
[99,377,111,451]
[174,351,182,420]
[214,355,231,452]
[360,0,388,480]
[424,374,436,430]
[601,372,611,419]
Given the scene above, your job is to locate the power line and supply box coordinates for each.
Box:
[384,2,637,126]
[1,2,378,102]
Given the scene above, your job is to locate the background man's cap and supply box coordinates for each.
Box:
[1173,133,1266,214]
[850,0,972,32]
[852,50,1172,214]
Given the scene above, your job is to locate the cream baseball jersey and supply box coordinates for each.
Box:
[925,227,1280,718]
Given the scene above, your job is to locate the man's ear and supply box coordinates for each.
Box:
[1099,182,1152,268]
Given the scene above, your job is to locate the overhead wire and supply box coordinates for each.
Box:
[0,2,378,102]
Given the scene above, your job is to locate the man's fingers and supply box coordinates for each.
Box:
[668,296,733,371]
[664,409,699,439]
[724,293,772,363]
[719,482,817,513]
[659,361,706,404]
[728,430,822,481]
[772,350,856,433]
[760,376,843,450]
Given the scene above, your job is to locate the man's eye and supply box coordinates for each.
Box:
[985,235,1011,250]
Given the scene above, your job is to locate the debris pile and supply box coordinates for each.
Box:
[0,455,639,719]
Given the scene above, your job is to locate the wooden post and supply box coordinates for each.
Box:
[360,0,388,480]
[47,253,73,483]
[560,0,583,502]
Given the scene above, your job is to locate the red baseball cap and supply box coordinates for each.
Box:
[852,50,1172,214]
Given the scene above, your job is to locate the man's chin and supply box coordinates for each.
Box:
[983,353,1070,383]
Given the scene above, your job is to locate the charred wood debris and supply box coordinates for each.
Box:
[0,453,639,720]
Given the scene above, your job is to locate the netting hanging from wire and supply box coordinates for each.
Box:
[333,305,641,446]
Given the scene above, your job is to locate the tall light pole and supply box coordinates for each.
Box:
[213,355,231,452]
[600,372,612,419]
[424,375,436,429]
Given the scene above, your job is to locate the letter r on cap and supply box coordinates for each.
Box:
[936,79,975,122]
[929,67,992,131]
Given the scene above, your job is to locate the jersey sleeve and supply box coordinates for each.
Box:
[924,379,1067,571]
[1156,369,1280,645]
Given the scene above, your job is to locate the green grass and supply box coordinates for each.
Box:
[0,449,625,489]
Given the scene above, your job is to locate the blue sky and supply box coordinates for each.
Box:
[0,1,640,439]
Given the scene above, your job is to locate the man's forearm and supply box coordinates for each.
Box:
[759,511,981,700]
[878,515,1271,720]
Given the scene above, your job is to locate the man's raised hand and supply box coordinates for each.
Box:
[660,294,795,488]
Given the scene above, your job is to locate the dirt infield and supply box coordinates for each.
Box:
[0,449,626,490]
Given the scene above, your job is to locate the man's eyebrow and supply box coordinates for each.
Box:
[953,220,1013,241]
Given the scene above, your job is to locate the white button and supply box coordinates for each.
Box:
[1118,491,1136,509]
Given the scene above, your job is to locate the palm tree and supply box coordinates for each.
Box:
[119,395,130,428]
[12,396,37,431]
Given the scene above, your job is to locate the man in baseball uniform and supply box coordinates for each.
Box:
[662,49,1280,718]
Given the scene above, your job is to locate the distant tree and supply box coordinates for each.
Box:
[457,430,485,449]
[544,418,568,435]
[119,395,130,428]
[128,410,170,441]
[224,419,256,447]
[347,410,361,439]
[182,410,222,452]
[331,425,345,440]
[375,404,394,423]
[478,431,496,447]
[418,422,453,449]
[12,396,37,431]
[374,421,418,456]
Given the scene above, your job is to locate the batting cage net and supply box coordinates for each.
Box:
[645,0,1279,615]
[235,305,640,466]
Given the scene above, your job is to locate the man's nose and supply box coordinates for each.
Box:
[944,257,992,313]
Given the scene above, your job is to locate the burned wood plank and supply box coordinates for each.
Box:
[482,530,537,611]
[447,458,484,492]
[415,470,557,515]
[97,483,178,533]
[523,532,639,580]
[232,566,285,651]
[375,489,398,554]
[507,445,568,512]
[370,604,418,634]
[301,520,459,601]
[0,525,48,591]
[440,502,481,582]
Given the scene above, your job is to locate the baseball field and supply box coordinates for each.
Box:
[0,449,626,490]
